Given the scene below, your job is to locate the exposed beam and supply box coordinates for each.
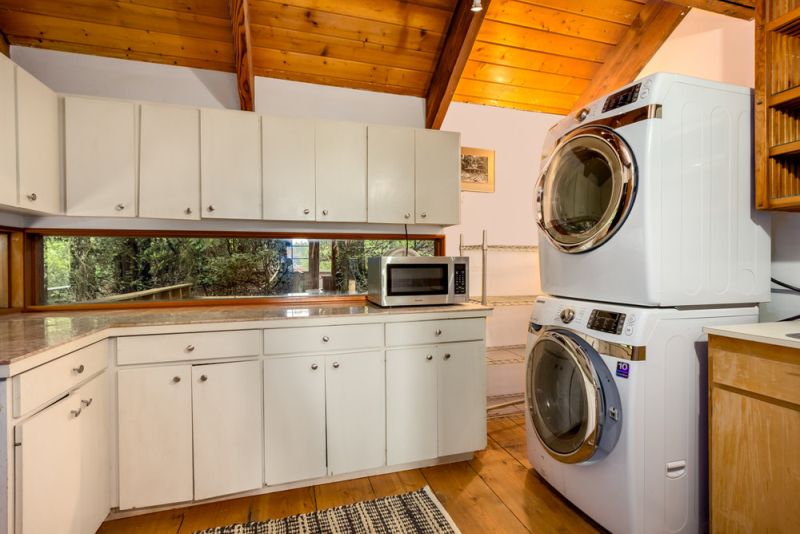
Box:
[0,31,9,57]
[229,0,254,111]
[666,0,754,20]
[571,0,689,112]
[426,0,492,129]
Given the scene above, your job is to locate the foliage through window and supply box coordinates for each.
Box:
[38,235,437,305]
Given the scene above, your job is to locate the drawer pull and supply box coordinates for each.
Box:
[200,374,208,382]
[322,336,330,343]
[426,354,433,361]
[70,408,82,418]
[435,329,442,337]
[311,363,319,370]
[303,208,310,215]
[81,398,93,408]
[443,353,451,360]
[73,364,85,374]
[185,344,195,352]
[172,376,182,383]
[332,362,340,369]
[115,203,125,211]
[27,193,37,201]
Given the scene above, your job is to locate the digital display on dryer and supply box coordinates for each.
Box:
[588,309,626,334]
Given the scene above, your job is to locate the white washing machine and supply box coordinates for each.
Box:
[524,295,758,534]
[536,73,771,307]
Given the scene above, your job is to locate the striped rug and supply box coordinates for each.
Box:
[195,486,460,534]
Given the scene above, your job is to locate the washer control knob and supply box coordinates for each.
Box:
[577,108,590,122]
[559,308,575,324]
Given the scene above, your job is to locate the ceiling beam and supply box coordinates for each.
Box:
[425,0,492,129]
[571,0,689,112]
[666,0,754,20]
[0,31,9,57]
[229,0,255,111]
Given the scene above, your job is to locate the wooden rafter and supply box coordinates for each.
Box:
[229,0,254,111]
[570,0,689,112]
[426,0,492,129]
[0,31,8,57]
[666,0,754,20]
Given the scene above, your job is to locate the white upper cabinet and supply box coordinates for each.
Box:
[368,125,414,224]
[140,103,200,220]
[415,129,461,225]
[16,67,61,214]
[315,120,367,222]
[0,54,17,207]
[65,96,137,217]
[200,108,261,220]
[262,115,316,221]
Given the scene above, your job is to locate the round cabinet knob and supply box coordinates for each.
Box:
[332,362,340,369]
[420,212,427,218]
[70,408,82,418]
[311,363,319,370]
[207,205,215,212]
[200,374,208,382]
[186,344,195,352]
[73,364,85,374]
[322,336,330,343]
[81,398,93,408]
[404,213,411,219]
[426,354,433,361]
[443,353,452,360]
[322,209,329,216]
[27,193,37,201]
[115,204,125,211]
[172,376,182,383]
[303,208,310,215]
[434,329,442,337]
[559,308,576,324]
[185,207,193,215]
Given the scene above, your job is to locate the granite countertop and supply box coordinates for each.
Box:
[704,321,800,351]
[0,302,492,366]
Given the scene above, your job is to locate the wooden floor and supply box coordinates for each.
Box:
[98,414,601,533]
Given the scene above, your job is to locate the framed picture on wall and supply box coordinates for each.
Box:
[460,147,495,193]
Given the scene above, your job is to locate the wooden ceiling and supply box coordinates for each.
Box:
[0,0,754,125]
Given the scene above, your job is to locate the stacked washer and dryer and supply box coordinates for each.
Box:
[525,73,771,534]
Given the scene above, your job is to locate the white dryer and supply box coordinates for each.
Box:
[524,295,758,534]
[536,73,771,307]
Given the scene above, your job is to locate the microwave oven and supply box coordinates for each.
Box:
[367,256,469,307]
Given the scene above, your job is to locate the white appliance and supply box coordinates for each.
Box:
[536,73,771,307]
[524,295,758,534]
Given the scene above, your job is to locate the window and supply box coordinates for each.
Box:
[34,234,439,306]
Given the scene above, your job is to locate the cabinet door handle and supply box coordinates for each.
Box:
[200,374,208,382]
[311,363,319,370]
[70,408,82,418]
[185,344,195,352]
[81,398,93,408]
[303,208,310,215]
[115,203,125,211]
[322,209,329,216]
[26,193,37,201]
[73,364,85,374]
[185,207,193,215]
[172,376,182,383]
[322,336,330,343]
[420,212,427,218]
[332,362,340,369]
[426,354,433,361]
[434,329,442,337]
[443,353,451,360]
[207,205,215,212]
[404,212,411,219]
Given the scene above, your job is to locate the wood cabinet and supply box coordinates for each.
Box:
[200,108,261,220]
[0,54,16,207]
[315,120,367,222]
[262,115,316,221]
[414,129,460,225]
[15,372,109,534]
[368,125,415,224]
[65,96,137,217]
[139,103,200,220]
[708,335,800,533]
[755,0,800,210]
[16,67,61,214]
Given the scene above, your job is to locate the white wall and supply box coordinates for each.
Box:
[642,9,799,321]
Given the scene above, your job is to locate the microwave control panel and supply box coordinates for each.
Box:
[454,264,467,295]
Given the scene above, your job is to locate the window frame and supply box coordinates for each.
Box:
[24,229,445,311]
[0,225,24,315]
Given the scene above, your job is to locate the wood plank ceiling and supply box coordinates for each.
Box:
[0,0,754,121]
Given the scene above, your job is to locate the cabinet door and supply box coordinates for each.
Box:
[15,390,82,533]
[386,347,437,465]
[193,360,263,500]
[263,115,315,221]
[415,129,460,225]
[16,67,60,213]
[65,96,137,217]
[118,365,193,510]
[264,355,326,485]
[325,351,385,475]
[0,54,16,207]
[140,103,200,220]
[76,372,110,533]
[315,120,367,222]
[200,108,261,219]
[437,341,486,456]
[368,125,414,223]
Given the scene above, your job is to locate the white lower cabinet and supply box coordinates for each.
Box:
[437,341,487,456]
[15,371,109,534]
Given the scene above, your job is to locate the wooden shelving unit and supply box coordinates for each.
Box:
[756,0,800,210]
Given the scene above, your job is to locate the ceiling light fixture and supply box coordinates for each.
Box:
[470,0,483,13]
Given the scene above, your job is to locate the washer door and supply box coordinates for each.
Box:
[536,126,636,253]
[526,329,622,464]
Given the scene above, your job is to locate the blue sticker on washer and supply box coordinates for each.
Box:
[616,362,630,379]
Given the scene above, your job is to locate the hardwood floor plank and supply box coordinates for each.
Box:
[178,495,252,533]
[487,415,521,434]
[248,486,316,522]
[313,477,376,509]
[369,469,428,497]
[509,413,526,427]
[421,461,530,533]
[470,440,600,533]
[97,510,183,534]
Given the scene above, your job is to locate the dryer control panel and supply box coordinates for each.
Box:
[602,83,642,113]
[588,309,627,335]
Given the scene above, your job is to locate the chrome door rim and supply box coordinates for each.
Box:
[527,330,602,464]
[536,126,636,254]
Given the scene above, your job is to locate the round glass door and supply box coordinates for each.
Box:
[536,126,636,253]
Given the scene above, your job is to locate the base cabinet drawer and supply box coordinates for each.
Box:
[386,318,484,347]
[264,324,383,355]
[117,329,261,365]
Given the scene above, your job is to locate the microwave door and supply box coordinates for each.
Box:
[386,264,449,297]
